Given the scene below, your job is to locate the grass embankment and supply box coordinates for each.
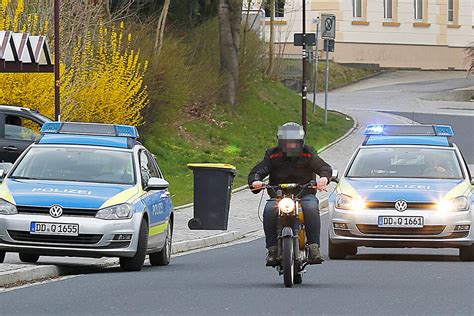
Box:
[143,79,353,206]
[280,59,377,91]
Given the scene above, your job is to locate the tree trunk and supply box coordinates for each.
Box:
[267,0,275,77]
[154,0,171,57]
[218,0,243,106]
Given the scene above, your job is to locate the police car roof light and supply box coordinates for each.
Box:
[364,124,454,137]
[40,122,139,139]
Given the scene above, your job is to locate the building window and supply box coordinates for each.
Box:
[353,0,362,18]
[414,0,423,20]
[447,0,454,22]
[384,0,394,19]
[265,0,285,18]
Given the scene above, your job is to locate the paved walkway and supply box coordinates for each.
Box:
[1,70,472,287]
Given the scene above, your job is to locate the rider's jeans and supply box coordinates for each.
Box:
[263,194,320,248]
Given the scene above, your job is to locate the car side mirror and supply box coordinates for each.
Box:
[146,177,169,190]
[330,169,339,183]
[0,163,13,181]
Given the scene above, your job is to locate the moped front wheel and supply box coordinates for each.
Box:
[282,236,294,288]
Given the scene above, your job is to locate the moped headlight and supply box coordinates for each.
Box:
[278,198,295,214]
[96,203,133,220]
[0,199,17,215]
[437,196,470,212]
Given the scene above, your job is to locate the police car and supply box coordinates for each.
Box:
[0,122,173,271]
[328,124,473,261]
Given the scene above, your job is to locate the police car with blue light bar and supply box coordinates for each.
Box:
[0,122,174,271]
[328,124,474,260]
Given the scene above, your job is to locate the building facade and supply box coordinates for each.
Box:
[245,0,473,70]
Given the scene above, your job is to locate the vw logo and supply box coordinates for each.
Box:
[49,205,63,218]
[394,200,408,212]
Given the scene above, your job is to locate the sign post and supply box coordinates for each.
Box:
[312,17,320,114]
[321,14,336,127]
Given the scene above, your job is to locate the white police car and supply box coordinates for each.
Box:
[328,124,473,261]
[0,122,173,271]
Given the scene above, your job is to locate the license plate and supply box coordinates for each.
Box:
[30,222,79,236]
[378,216,424,228]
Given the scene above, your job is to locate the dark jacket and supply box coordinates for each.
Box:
[248,145,332,197]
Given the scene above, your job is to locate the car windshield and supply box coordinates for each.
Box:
[10,147,135,185]
[347,147,463,179]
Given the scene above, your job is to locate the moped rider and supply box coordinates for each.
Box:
[248,122,332,266]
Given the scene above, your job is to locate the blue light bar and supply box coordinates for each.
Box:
[364,124,454,137]
[40,122,139,139]
[40,122,62,133]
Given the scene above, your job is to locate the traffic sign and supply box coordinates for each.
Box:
[321,14,336,40]
[324,39,335,52]
[293,33,316,47]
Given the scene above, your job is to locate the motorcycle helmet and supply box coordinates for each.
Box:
[277,122,305,157]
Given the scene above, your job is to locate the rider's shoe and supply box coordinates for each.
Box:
[307,243,324,264]
[266,246,278,267]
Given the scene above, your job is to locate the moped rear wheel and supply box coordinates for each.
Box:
[282,236,294,288]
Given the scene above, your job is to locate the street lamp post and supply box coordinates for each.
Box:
[54,0,60,121]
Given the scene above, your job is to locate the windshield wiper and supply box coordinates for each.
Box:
[9,176,39,180]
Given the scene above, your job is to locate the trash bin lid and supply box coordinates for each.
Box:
[187,163,237,173]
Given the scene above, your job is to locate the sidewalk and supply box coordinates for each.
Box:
[2,70,459,288]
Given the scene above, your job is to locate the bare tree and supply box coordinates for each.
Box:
[218,0,243,106]
[154,0,170,57]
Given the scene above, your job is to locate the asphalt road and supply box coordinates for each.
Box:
[1,214,472,315]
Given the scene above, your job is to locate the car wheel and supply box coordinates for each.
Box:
[0,251,5,263]
[19,253,40,263]
[328,237,348,260]
[149,221,173,266]
[120,218,148,271]
[459,245,474,261]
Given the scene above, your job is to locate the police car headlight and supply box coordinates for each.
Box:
[0,199,17,215]
[96,203,133,220]
[336,194,366,211]
[437,196,470,212]
[278,198,295,214]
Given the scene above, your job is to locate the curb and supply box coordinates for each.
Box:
[0,231,246,288]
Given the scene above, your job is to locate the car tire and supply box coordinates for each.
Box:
[459,245,474,261]
[120,218,148,272]
[149,221,173,266]
[328,238,348,260]
[19,253,40,263]
[0,251,5,263]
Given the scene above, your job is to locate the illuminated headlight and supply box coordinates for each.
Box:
[336,194,366,211]
[437,196,470,212]
[278,198,295,214]
[96,203,133,220]
[0,199,17,215]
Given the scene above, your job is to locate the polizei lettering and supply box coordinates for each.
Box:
[32,188,93,195]
[374,184,432,190]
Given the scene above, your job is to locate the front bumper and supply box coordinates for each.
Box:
[0,213,143,258]
[328,205,473,248]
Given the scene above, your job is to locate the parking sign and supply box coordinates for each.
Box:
[321,14,336,40]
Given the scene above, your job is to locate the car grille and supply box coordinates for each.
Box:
[356,225,446,235]
[8,230,103,244]
[16,206,98,217]
[365,202,437,210]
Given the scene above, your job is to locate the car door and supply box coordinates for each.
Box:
[0,113,43,163]
[139,150,168,250]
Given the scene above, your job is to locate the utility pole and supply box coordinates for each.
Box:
[312,17,320,114]
[54,0,60,121]
[301,0,307,134]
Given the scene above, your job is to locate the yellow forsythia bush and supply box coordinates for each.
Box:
[0,0,148,126]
